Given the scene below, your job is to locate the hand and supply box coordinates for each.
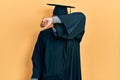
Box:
[40,18,53,29]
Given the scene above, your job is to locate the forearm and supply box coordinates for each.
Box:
[52,16,62,36]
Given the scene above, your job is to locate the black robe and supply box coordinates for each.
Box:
[31,12,86,80]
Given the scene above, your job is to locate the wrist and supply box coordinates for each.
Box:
[52,16,62,23]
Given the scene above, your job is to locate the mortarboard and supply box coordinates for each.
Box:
[47,3,75,15]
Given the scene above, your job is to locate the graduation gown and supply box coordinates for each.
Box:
[31,12,86,80]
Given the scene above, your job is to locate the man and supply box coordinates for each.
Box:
[31,4,86,80]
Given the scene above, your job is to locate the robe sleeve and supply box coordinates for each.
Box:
[54,12,86,42]
[31,32,43,79]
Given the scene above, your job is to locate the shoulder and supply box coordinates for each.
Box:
[38,28,54,39]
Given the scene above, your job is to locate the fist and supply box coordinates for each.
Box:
[40,18,53,29]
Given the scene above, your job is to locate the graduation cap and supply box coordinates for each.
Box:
[47,3,75,15]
